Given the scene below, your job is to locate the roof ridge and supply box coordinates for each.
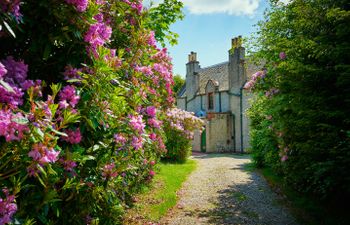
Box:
[199,61,228,71]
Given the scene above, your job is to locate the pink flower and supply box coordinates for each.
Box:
[28,148,41,161]
[29,143,60,164]
[149,170,155,176]
[0,62,7,78]
[129,115,145,133]
[147,31,157,47]
[102,163,118,179]
[281,155,288,162]
[43,148,60,163]
[114,133,127,145]
[279,52,286,60]
[0,188,17,224]
[148,118,161,129]
[135,65,153,76]
[149,133,157,141]
[62,159,77,172]
[65,0,88,12]
[131,136,143,150]
[63,65,82,80]
[59,85,80,108]
[150,161,156,166]
[62,128,82,144]
[93,13,104,23]
[84,22,112,48]
[145,106,157,117]
[0,110,29,142]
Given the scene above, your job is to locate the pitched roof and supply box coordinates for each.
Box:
[198,62,229,94]
[177,59,263,98]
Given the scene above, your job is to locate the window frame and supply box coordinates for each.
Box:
[208,92,214,110]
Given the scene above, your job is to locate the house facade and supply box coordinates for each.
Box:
[177,36,259,153]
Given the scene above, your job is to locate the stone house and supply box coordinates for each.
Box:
[177,36,259,153]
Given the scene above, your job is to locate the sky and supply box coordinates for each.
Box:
[145,0,271,77]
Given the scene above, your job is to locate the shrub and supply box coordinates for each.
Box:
[0,0,184,224]
[247,0,350,200]
[163,108,204,162]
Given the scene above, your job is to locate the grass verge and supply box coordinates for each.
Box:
[123,159,197,224]
[255,166,350,225]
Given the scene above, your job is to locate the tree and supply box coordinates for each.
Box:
[247,0,350,200]
[144,0,184,47]
[173,74,185,95]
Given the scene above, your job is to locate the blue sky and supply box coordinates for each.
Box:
[145,0,271,77]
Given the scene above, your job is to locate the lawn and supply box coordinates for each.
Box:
[123,159,197,224]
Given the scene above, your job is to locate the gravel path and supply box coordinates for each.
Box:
[161,153,298,225]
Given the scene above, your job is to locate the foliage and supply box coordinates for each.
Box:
[123,159,197,224]
[0,0,184,224]
[172,74,185,95]
[163,108,204,162]
[144,0,184,47]
[247,0,350,200]
[260,166,350,225]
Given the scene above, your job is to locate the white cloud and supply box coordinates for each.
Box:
[278,0,292,4]
[184,0,260,16]
[143,0,261,16]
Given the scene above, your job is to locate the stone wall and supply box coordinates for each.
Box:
[205,113,233,152]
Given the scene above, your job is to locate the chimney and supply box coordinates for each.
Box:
[188,51,197,62]
[186,52,200,100]
[228,35,246,92]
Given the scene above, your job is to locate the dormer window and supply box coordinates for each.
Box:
[208,92,214,110]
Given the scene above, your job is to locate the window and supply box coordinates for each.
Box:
[208,92,214,110]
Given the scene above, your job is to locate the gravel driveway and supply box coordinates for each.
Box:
[161,153,298,225]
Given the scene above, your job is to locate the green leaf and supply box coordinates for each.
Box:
[3,21,16,38]
[66,79,82,83]
[34,127,45,141]
[43,44,51,60]
[37,175,46,188]
[48,126,68,137]
[0,79,15,93]
[46,164,57,175]
[11,116,29,125]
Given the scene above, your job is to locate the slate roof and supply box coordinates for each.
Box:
[198,62,229,95]
[178,60,263,97]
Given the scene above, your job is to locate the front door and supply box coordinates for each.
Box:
[201,129,206,152]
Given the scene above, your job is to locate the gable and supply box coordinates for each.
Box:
[198,62,229,94]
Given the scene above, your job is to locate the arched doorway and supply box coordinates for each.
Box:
[201,128,206,152]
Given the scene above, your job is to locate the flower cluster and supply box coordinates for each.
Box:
[114,133,127,145]
[59,85,80,108]
[62,128,82,144]
[123,0,143,14]
[66,0,88,12]
[0,0,180,223]
[28,143,60,165]
[0,57,36,107]
[129,114,146,134]
[61,159,77,172]
[84,21,112,50]
[243,70,266,91]
[279,51,286,60]
[0,109,29,142]
[101,163,118,179]
[63,65,82,81]
[165,108,204,140]
[0,189,17,225]
[0,0,22,21]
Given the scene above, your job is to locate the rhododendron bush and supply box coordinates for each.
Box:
[246,0,350,201]
[0,0,184,224]
[163,108,204,162]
